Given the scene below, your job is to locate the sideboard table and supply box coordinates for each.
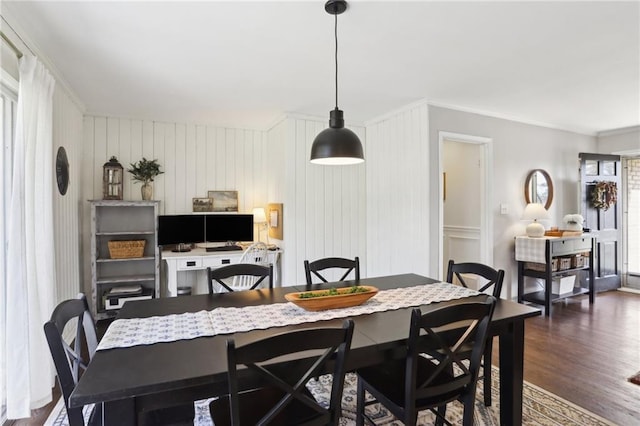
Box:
[516,234,595,316]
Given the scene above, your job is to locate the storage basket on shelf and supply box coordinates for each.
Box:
[108,240,146,259]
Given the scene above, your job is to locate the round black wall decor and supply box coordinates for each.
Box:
[56,146,69,195]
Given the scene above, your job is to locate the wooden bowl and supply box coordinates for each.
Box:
[285,286,378,311]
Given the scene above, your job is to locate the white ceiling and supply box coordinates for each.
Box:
[4,1,639,135]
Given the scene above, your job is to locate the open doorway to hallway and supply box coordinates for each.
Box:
[438,132,493,283]
[624,157,640,290]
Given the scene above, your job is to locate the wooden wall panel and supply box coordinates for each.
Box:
[52,88,84,303]
[275,116,366,286]
[365,102,430,278]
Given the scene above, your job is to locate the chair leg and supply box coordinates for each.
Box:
[483,338,493,406]
[435,405,447,426]
[356,378,365,426]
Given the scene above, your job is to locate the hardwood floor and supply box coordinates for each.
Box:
[8,290,640,425]
[494,289,640,425]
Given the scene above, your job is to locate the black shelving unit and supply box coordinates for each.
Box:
[517,235,595,316]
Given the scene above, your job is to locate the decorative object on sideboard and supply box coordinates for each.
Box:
[590,180,617,210]
[562,214,584,231]
[310,0,364,166]
[252,207,268,243]
[127,157,163,200]
[192,197,214,212]
[522,202,550,238]
[208,190,239,212]
[102,156,123,200]
[267,203,283,240]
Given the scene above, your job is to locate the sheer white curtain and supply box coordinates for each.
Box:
[5,55,56,418]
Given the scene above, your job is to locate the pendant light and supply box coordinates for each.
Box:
[310,0,364,165]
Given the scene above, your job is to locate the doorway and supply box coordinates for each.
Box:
[438,132,493,280]
[623,156,640,290]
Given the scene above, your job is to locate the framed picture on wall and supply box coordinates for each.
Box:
[208,191,239,212]
[192,198,214,212]
[267,203,283,240]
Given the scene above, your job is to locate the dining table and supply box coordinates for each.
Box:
[69,273,541,425]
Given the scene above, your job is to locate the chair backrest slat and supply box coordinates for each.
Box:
[208,263,273,294]
[446,259,505,298]
[304,256,360,286]
[226,319,354,426]
[406,297,496,404]
[44,294,97,426]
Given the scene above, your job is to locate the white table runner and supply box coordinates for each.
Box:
[97,282,480,351]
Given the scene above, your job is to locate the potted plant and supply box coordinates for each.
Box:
[127,158,164,200]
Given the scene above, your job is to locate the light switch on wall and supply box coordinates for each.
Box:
[500,204,509,215]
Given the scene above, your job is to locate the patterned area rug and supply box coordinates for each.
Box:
[46,367,615,426]
[629,371,640,386]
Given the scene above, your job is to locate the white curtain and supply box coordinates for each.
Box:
[5,55,56,418]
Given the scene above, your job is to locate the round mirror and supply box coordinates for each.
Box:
[524,169,553,209]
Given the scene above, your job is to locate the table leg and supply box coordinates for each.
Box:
[498,319,525,426]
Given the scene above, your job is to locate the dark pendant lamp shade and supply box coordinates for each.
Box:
[310,0,364,166]
[311,108,364,165]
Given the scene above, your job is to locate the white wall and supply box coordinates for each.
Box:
[279,115,367,286]
[81,116,271,294]
[428,106,597,298]
[597,126,640,154]
[365,102,430,278]
[52,87,84,303]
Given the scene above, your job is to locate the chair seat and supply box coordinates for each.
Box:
[357,357,468,409]
[209,386,330,426]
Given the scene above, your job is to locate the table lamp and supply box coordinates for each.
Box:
[252,207,268,243]
[522,203,550,238]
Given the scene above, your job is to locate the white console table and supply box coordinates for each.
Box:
[162,247,282,297]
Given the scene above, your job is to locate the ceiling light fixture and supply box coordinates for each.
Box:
[310,0,364,166]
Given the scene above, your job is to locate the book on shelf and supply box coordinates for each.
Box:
[108,285,143,295]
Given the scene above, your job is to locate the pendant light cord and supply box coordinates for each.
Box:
[334,11,339,109]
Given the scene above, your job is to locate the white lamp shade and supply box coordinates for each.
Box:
[522,203,550,237]
[252,207,267,224]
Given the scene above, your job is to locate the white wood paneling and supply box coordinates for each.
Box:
[82,116,270,294]
[443,225,481,277]
[274,116,366,286]
[365,102,430,278]
[52,87,84,303]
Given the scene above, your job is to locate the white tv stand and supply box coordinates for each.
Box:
[162,247,281,297]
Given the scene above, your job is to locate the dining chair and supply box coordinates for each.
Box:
[209,319,355,426]
[232,241,269,290]
[207,263,273,294]
[44,294,195,426]
[355,296,496,426]
[304,256,360,286]
[446,259,504,406]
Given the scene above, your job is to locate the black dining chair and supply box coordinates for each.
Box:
[44,294,195,426]
[207,263,273,294]
[446,259,504,406]
[304,256,360,286]
[355,296,496,426]
[209,319,355,426]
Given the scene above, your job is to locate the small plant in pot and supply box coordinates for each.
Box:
[128,158,163,200]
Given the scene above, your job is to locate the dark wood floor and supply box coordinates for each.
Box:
[495,289,640,425]
[8,290,640,425]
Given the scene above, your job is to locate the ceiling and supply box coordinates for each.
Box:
[3,1,639,135]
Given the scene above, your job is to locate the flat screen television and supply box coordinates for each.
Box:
[157,215,205,246]
[206,214,253,243]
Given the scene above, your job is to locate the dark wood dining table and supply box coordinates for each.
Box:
[70,273,540,425]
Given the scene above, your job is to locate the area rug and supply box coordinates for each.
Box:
[46,367,615,426]
[629,371,640,386]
